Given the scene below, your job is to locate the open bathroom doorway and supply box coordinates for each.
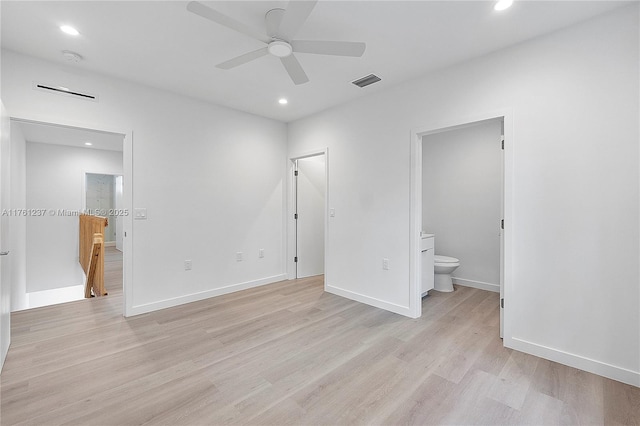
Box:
[410,112,512,340]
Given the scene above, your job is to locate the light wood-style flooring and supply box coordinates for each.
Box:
[1,253,639,425]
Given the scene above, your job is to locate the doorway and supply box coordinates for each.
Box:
[8,118,131,312]
[84,172,124,249]
[410,111,512,340]
[289,150,328,280]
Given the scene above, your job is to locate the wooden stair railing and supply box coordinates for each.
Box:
[79,214,108,298]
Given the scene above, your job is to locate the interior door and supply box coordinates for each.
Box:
[0,102,12,371]
[499,123,505,339]
[295,155,326,278]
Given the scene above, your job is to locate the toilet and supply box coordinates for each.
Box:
[433,255,460,292]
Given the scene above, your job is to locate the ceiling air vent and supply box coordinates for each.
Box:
[352,74,381,88]
[33,82,98,102]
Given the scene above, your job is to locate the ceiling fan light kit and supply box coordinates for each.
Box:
[187,0,366,85]
[268,41,293,58]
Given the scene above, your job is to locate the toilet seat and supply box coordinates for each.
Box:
[434,255,459,264]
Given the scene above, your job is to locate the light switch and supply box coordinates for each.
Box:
[329,208,335,217]
[134,208,147,220]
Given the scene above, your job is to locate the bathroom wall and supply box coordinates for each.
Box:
[422,119,502,291]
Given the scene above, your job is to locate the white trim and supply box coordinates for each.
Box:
[122,132,133,317]
[509,337,640,387]
[326,284,411,317]
[129,274,287,316]
[9,115,134,318]
[452,277,499,293]
[287,148,329,284]
[104,241,116,247]
[18,285,85,310]
[409,129,422,318]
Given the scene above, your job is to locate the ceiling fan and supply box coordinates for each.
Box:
[186,0,366,85]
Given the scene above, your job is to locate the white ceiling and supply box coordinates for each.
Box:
[17,120,124,152]
[1,1,631,122]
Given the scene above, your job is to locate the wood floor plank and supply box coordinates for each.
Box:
[1,251,638,425]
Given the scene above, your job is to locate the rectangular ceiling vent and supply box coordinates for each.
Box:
[33,82,98,102]
[352,74,381,88]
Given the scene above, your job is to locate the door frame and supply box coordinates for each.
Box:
[82,171,124,247]
[10,116,134,317]
[410,110,513,343]
[287,148,329,284]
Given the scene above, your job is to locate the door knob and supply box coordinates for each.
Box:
[0,251,9,256]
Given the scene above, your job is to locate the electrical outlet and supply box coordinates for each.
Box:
[382,258,389,270]
[236,252,243,261]
[184,260,192,271]
[258,249,264,258]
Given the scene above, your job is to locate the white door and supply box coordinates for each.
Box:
[296,155,326,278]
[115,176,123,251]
[499,126,505,338]
[0,102,12,371]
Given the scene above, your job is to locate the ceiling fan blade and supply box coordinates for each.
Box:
[280,54,309,85]
[217,47,269,70]
[187,1,271,44]
[292,40,366,57]
[277,0,318,40]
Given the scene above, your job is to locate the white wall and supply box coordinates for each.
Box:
[25,142,123,294]
[288,5,639,386]
[0,101,11,371]
[423,119,502,291]
[1,48,288,315]
[9,121,27,311]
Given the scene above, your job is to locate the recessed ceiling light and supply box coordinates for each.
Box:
[60,25,79,36]
[84,142,92,146]
[494,0,513,11]
[278,98,288,105]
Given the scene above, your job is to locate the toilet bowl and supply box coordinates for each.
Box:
[434,255,460,292]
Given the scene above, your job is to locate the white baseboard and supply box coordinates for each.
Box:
[325,285,411,317]
[453,277,500,293]
[104,241,116,247]
[129,274,288,316]
[18,285,85,310]
[507,336,640,387]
